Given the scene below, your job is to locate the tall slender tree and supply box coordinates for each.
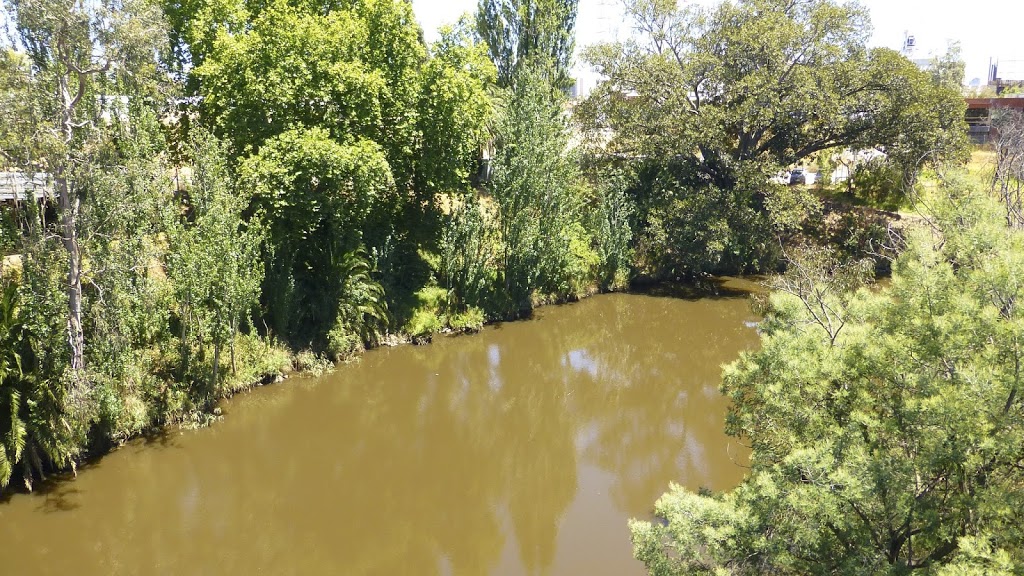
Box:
[476,0,578,89]
[4,0,165,376]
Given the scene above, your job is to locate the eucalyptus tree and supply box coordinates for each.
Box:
[0,48,39,170]
[3,0,165,375]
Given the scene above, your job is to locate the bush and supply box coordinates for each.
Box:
[448,306,486,332]
[849,157,905,211]
[404,285,449,338]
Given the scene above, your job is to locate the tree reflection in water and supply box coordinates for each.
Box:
[0,290,760,576]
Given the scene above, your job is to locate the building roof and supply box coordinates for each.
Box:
[965,98,1024,110]
[0,172,51,202]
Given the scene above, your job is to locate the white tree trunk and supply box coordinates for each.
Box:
[58,72,85,374]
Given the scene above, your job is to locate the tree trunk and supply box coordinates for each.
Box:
[212,310,222,395]
[58,74,85,374]
[230,318,238,376]
[181,297,190,376]
[212,339,220,396]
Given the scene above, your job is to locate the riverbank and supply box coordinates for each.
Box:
[0,276,764,497]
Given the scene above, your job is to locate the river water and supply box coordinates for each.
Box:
[0,283,761,575]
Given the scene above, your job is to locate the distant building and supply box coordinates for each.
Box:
[0,172,50,205]
[901,32,917,58]
[987,59,1024,95]
[965,98,1024,144]
[911,58,933,71]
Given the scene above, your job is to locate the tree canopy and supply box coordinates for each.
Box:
[476,0,578,89]
[578,0,967,184]
[631,184,1024,574]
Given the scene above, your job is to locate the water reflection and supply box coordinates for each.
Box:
[0,290,760,576]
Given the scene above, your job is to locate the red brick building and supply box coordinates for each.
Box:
[965,98,1024,144]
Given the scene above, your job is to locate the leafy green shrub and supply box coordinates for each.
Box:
[850,157,905,211]
[240,128,396,347]
[403,285,449,338]
[591,172,635,291]
[406,308,445,338]
[91,359,159,445]
[222,333,292,390]
[448,306,486,332]
[564,221,601,295]
[292,350,333,376]
[803,203,899,275]
[0,278,86,490]
[439,192,494,312]
[634,171,779,279]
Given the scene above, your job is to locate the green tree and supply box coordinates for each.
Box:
[578,0,967,185]
[631,185,1024,574]
[476,0,578,89]
[189,0,493,329]
[166,130,264,399]
[78,105,178,442]
[192,1,387,158]
[0,48,40,170]
[489,65,581,313]
[239,127,395,347]
[190,0,426,189]
[575,0,967,278]
[930,41,966,93]
[417,18,495,195]
[439,192,493,312]
[4,0,165,375]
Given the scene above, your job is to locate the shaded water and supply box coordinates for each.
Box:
[0,286,761,575]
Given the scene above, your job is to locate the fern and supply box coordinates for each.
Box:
[327,248,389,360]
[0,280,28,489]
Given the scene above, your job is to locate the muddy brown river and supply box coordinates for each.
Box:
[0,284,761,575]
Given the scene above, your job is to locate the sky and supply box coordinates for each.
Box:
[410,0,1024,87]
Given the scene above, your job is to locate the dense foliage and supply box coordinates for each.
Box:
[476,0,578,89]
[576,0,968,278]
[631,184,1024,574]
[4,0,1011,571]
[0,0,609,489]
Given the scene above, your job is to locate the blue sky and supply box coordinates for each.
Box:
[411,0,1024,85]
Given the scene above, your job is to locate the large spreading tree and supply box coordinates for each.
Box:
[574,0,968,278]
[577,0,967,184]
